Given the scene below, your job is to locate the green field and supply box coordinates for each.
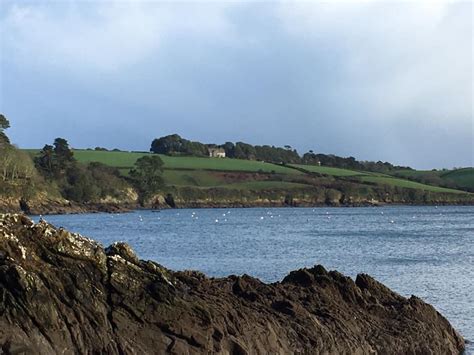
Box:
[391,167,474,191]
[69,150,302,175]
[440,168,474,190]
[391,169,435,178]
[291,164,371,177]
[294,163,473,194]
[162,170,224,187]
[223,181,310,190]
[24,149,472,195]
[358,176,464,194]
[25,149,305,189]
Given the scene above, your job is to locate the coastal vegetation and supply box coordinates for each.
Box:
[391,168,474,192]
[129,155,165,203]
[0,115,51,202]
[1,116,473,212]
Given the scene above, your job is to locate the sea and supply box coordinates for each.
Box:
[33,206,474,352]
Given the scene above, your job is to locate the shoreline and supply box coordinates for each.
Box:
[4,200,473,217]
[2,191,473,216]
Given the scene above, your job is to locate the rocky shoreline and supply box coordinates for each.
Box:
[1,196,473,216]
[0,214,466,354]
[0,198,135,215]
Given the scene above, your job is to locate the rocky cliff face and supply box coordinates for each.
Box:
[0,214,465,354]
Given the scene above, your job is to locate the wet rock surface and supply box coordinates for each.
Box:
[0,214,465,354]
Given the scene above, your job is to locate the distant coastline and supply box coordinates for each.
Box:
[2,117,473,216]
[2,197,474,216]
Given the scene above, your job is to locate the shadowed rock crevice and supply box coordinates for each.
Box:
[0,214,466,354]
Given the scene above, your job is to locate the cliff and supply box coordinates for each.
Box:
[0,214,465,354]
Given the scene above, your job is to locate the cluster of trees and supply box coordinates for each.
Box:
[150,134,411,173]
[150,134,301,163]
[1,114,166,205]
[0,147,37,183]
[0,115,43,198]
[302,152,411,172]
[150,134,208,156]
[130,155,164,203]
[221,142,301,163]
[34,138,128,201]
[34,138,165,203]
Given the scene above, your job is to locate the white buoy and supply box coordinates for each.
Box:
[215,219,219,223]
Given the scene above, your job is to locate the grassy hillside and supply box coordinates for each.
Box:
[24,149,473,205]
[25,149,306,189]
[69,150,302,174]
[391,168,474,192]
[291,164,366,177]
[439,168,474,190]
[357,176,464,194]
[292,163,466,194]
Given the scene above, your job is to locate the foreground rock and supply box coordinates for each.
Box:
[0,214,465,354]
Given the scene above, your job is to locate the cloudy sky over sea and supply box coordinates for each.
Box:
[0,0,472,169]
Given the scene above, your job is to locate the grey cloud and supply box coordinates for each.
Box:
[0,1,472,169]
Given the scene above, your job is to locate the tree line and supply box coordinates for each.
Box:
[1,115,165,205]
[150,134,412,173]
[34,138,164,203]
[0,115,37,184]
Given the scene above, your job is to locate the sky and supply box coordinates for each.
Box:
[0,0,472,169]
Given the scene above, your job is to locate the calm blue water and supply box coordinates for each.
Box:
[34,206,474,350]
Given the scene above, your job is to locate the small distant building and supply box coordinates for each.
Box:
[209,147,226,158]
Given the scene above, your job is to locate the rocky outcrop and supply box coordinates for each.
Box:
[0,196,134,215]
[0,214,465,354]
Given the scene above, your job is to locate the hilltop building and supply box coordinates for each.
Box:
[209,148,226,158]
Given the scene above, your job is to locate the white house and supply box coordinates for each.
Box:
[209,148,226,158]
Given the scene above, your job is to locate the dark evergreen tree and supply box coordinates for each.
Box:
[130,155,164,203]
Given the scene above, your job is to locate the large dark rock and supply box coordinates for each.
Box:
[0,214,465,354]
